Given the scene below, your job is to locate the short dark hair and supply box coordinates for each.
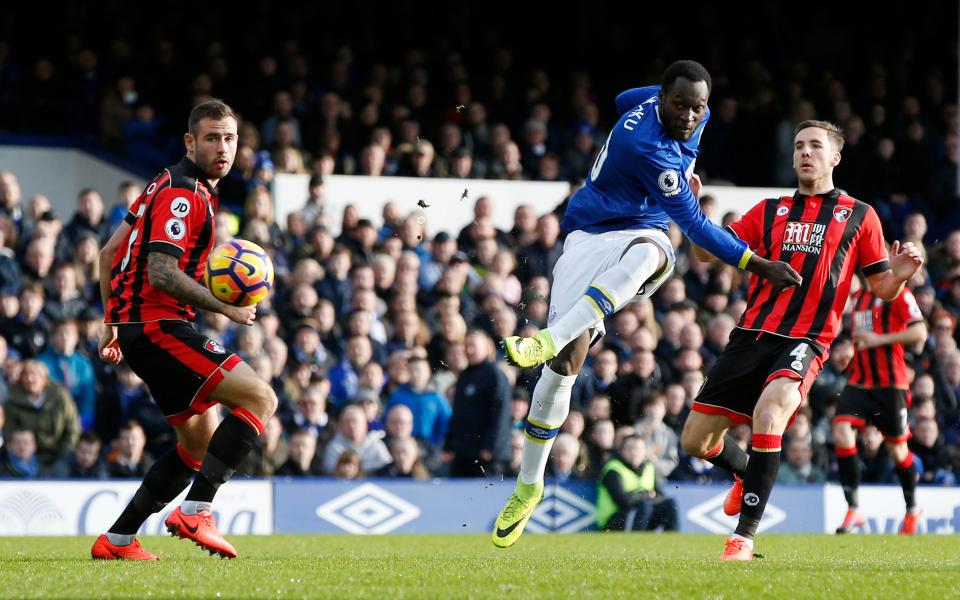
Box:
[661,60,712,94]
[188,98,238,136]
[78,431,101,446]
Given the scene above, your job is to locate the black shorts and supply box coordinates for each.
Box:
[117,320,241,425]
[691,328,824,426]
[834,386,911,443]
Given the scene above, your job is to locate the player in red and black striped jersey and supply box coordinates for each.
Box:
[833,285,927,535]
[105,157,219,324]
[90,100,278,562]
[679,120,924,561]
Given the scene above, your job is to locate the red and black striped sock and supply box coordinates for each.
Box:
[701,434,748,479]
[835,445,860,508]
[185,409,263,503]
[734,433,782,539]
[109,444,199,535]
[895,452,917,511]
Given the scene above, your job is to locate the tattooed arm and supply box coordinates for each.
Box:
[148,252,255,325]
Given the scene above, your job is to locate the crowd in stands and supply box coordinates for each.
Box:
[0,3,957,486]
[1,162,960,487]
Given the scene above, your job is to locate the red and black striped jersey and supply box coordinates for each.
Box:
[727,189,889,353]
[105,158,218,324]
[847,287,923,389]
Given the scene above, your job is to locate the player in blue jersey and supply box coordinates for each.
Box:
[492,60,801,547]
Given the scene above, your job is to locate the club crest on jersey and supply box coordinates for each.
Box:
[833,207,852,222]
[204,339,226,354]
[782,221,826,254]
[658,169,680,197]
[164,218,186,241]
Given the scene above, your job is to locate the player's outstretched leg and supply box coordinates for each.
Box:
[166,362,277,558]
[502,242,662,369]
[91,440,204,560]
[493,336,586,547]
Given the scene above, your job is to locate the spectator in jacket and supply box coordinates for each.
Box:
[777,438,827,484]
[0,429,48,478]
[42,262,87,321]
[444,329,512,476]
[546,433,587,481]
[374,435,430,479]
[3,359,79,465]
[275,428,323,476]
[633,393,680,480]
[910,418,957,485]
[54,431,109,479]
[107,420,150,478]
[596,436,678,531]
[0,283,50,358]
[322,404,390,474]
[38,318,95,431]
[385,354,452,447]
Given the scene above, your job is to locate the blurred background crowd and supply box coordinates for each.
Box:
[0,2,957,485]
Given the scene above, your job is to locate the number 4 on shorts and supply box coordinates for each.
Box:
[789,342,808,371]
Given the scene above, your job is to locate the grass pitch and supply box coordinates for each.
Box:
[0,534,957,599]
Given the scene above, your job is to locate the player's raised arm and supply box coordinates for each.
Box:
[637,156,801,289]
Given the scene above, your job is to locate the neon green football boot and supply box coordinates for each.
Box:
[501,329,558,369]
[491,480,544,548]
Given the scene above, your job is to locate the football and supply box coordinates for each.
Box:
[204,239,274,307]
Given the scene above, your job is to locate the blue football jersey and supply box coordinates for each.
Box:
[560,85,749,267]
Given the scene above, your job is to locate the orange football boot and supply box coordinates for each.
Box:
[720,536,753,561]
[900,507,923,535]
[91,534,159,560]
[164,507,237,558]
[835,508,867,534]
[723,476,743,516]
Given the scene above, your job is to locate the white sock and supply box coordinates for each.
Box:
[519,365,577,485]
[547,242,660,349]
[181,500,213,515]
[731,533,754,548]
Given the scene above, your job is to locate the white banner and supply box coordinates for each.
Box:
[0,480,273,536]
[274,172,794,239]
[823,484,960,534]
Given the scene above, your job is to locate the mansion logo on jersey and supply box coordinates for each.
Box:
[853,309,874,332]
[782,221,827,254]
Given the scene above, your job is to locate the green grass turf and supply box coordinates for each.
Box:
[0,534,957,599]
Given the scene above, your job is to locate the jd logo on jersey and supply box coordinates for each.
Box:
[171,197,191,218]
[782,221,826,254]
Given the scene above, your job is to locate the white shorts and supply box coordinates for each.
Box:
[547,229,676,338]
